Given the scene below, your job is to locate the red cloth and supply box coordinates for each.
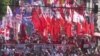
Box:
[42,16,53,42]
[32,9,41,32]
[58,17,65,28]
[54,19,60,42]
[20,23,28,40]
[65,22,72,37]
[39,15,47,35]
[77,23,83,35]
[82,20,90,34]
[46,16,52,33]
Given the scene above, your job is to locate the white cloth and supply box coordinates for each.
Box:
[73,11,84,23]
[73,11,80,23]
[56,11,61,19]
[6,6,13,17]
[1,6,13,40]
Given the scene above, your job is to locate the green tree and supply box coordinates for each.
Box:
[0,0,10,20]
[0,0,19,20]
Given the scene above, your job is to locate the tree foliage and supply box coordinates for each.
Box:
[0,0,19,20]
[0,0,10,20]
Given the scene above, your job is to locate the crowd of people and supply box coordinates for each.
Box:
[0,35,100,56]
[0,29,100,56]
[0,0,100,56]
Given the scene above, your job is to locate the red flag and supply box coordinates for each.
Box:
[56,10,65,27]
[40,15,47,32]
[32,8,41,31]
[46,16,53,34]
[82,19,90,34]
[65,22,72,37]
[42,15,52,43]
[53,18,60,43]
[66,7,73,37]
[77,23,82,35]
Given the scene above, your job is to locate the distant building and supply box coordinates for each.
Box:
[85,0,99,32]
[97,0,100,32]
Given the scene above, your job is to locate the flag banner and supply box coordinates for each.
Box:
[20,0,95,41]
[0,0,95,44]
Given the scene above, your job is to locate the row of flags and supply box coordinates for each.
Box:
[30,1,94,42]
[0,0,94,42]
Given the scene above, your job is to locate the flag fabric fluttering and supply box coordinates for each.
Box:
[83,12,91,35]
[53,17,60,43]
[33,0,94,41]
[32,8,41,32]
[39,14,47,35]
[0,0,94,43]
[72,11,82,36]
[66,7,73,37]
